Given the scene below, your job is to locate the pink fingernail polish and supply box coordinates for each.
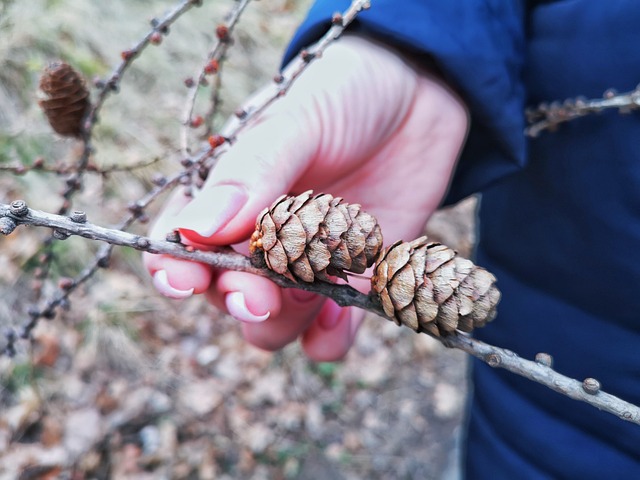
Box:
[152,270,194,299]
[178,185,247,238]
[225,291,270,323]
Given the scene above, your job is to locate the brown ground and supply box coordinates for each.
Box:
[0,1,476,478]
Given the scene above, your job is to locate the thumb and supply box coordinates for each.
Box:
[176,108,318,246]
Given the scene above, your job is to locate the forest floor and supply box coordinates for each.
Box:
[0,1,476,478]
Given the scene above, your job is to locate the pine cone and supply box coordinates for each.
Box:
[249,191,383,282]
[371,236,500,336]
[39,62,90,137]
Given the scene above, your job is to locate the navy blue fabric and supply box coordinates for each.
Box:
[286,0,640,478]
[283,0,527,204]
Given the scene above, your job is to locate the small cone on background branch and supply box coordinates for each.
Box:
[39,62,90,137]
[371,236,500,336]
[249,191,383,282]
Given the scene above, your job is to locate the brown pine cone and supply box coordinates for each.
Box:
[39,62,90,137]
[249,191,383,282]
[371,236,500,336]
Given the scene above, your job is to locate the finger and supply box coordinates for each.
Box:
[211,270,282,320]
[175,107,320,247]
[143,189,214,298]
[149,257,212,299]
[301,302,364,362]
[239,286,325,352]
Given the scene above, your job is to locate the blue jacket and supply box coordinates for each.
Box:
[286,1,640,477]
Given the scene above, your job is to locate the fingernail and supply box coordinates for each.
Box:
[152,270,194,299]
[225,291,270,323]
[319,304,350,331]
[178,184,247,238]
[291,289,318,303]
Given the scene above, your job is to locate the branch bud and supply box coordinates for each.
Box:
[70,211,87,223]
[10,200,28,216]
[535,352,554,368]
[582,378,601,395]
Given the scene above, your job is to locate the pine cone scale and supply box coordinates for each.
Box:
[279,216,306,260]
[258,212,278,251]
[388,264,415,311]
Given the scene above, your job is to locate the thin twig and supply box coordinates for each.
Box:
[526,84,640,137]
[15,0,369,342]
[65,0,201,212]
[180,0,252,156]
[23,0,204,334]
[203,67,225,138]
[1,200,639,426]
[0,156,162,176]
[443,335,640,425]
[216,0,371,143]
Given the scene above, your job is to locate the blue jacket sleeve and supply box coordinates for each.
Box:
[283,0,527,204]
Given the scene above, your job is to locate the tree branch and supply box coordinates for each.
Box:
[180,0,252,156]
[526,84,640,137]
[2,200,639,426]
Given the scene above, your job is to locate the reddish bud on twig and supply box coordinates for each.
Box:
[58,277,74,290]
[208,134,225,149]
[215,24,230,42]
[184,77,195,88]
[190,115,204,128]
[150,32,163,45]
[331,12,344,26]
[33,157,45,169]
[121,50,135,61]
[204,59,219,75]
